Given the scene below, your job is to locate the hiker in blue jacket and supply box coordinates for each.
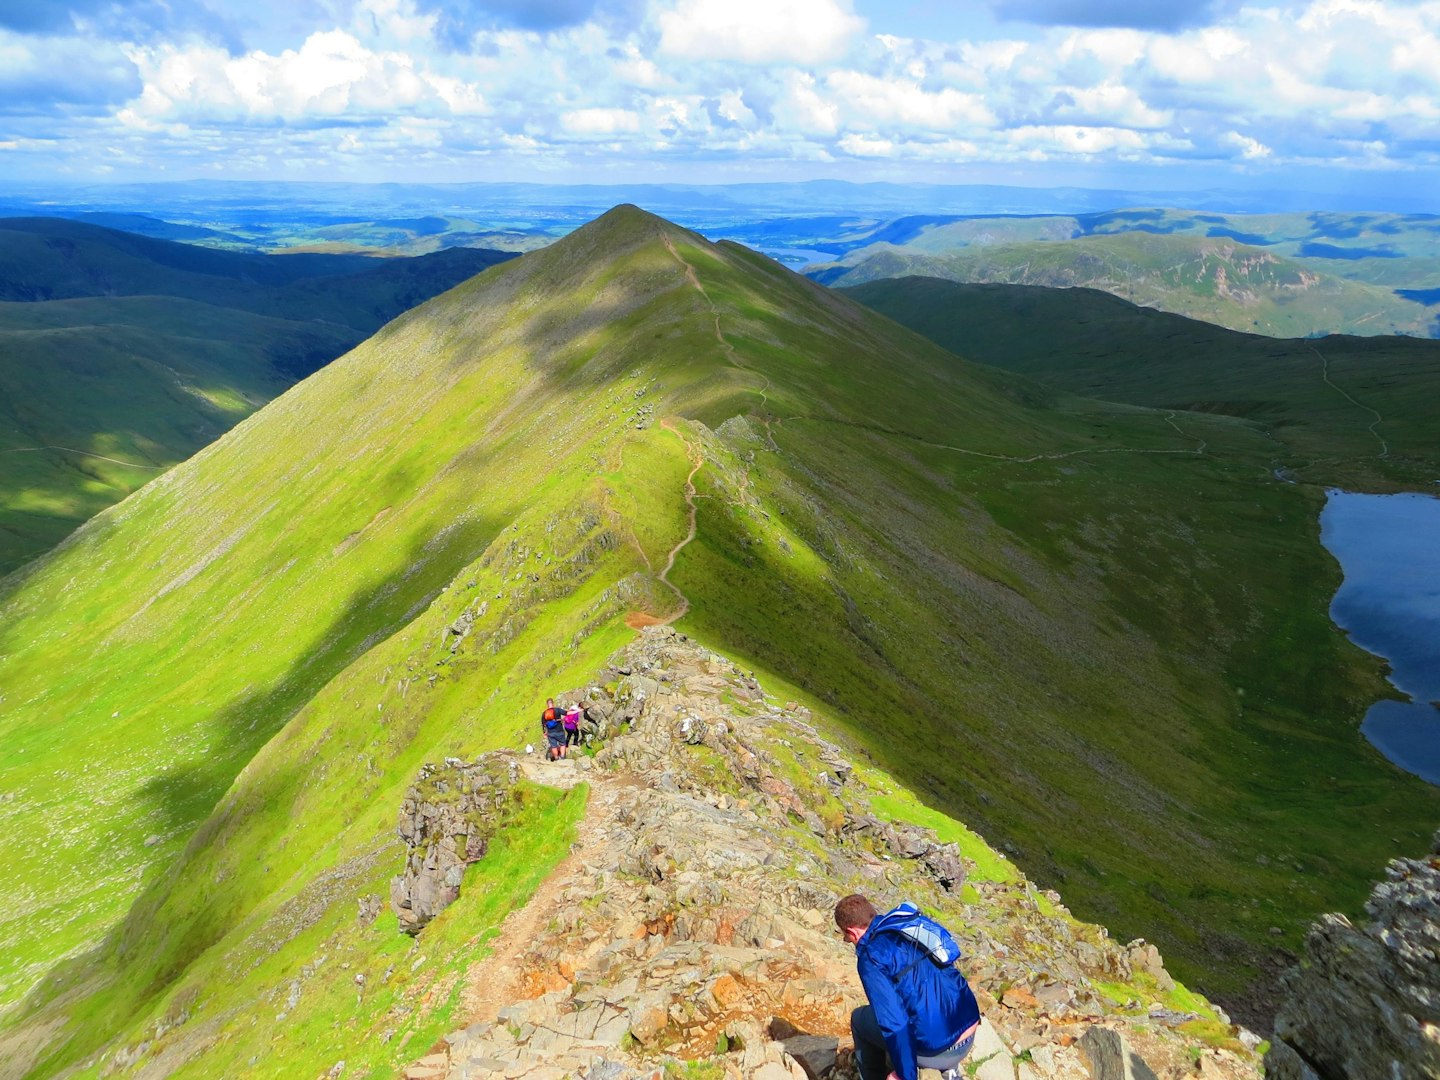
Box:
[834,893,981,1080]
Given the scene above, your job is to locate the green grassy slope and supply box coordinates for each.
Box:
[810,231,1437,339]
[1,207,1435,1077]
[844,277,1440,490]
[0,299,356,573]
[0,221,516,571]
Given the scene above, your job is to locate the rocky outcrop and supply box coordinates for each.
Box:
[390,756,524,933]
[398,627,1259,1080]
[1265,830,1440,1080]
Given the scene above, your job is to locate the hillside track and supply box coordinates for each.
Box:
[660,235,775,424]
[1,445,164,470]
[1310,344,1389,458]
[782,412,1209,466]
[655,419,704,627]
[455,759,627,1026]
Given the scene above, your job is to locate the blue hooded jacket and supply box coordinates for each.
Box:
[855,902,981,1080]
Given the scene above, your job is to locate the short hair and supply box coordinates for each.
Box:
[835,893,877,931]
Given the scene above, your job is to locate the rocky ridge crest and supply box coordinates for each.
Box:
[1264,831,1440,1080]
[393,627,1259,1080]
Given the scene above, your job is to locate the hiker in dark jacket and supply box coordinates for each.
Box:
[540,698,567,760]
[835,893,981,1080]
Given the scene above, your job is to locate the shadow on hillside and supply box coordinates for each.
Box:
[6,510,507,1077]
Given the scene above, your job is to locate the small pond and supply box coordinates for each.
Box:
[1320,490,1440,785]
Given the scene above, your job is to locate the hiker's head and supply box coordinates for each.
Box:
[547,698,555,707]
[834,894,877,945]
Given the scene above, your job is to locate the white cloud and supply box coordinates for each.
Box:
[1056,27,1147,69]
[1146,27,1246,83]
[715,89,756,127]
[826,70,996,129]
[560,106,642,134]
[657,0,865,65]
[123,31,486,123]
[838,132,894,156]
[612,43,667,87]
[353,0,437,43]
[0,30,141,110]
[1005,123,1148,155]
[6,0,1440,184]
[1224,131,1271,159]
[772,71,841,135]
[1049,82,1170,128]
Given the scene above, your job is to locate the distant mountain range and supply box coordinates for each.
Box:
[6,187,1439,342]
[807,209,1440,340]
[0,217,514,572]
[3,208,1437,1080]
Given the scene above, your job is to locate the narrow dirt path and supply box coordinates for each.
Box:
[1161,410,1208,453]
[661,235,773,416]
[658,233,1209,468]
[456,759,625,1025]
[655,419,704,627]
[783,412,1209,465]
[1311,343,1389,458]
[0,445,164,470]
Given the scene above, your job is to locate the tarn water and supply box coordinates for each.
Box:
[1320,490,1440,786]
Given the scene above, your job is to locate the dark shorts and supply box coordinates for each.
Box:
[546,730,566,748]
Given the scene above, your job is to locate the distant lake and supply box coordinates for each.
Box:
[718,241,837,268]
[755,247,836,268]
[1321,490,1440,785]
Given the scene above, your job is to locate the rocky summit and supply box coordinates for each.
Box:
[389,627,1259,1080]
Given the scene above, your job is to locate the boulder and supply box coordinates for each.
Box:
[1076,1026,1160,1080]
[389,755,522,933]
[781,1034,839,1079]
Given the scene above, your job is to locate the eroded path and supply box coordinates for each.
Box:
[660,238,1207,466]
[1311,343,1389,458]
[783,411,1209,466]
[654,419,704,627]
[456,758,628,1026]
[661,235,775,421]
[0,445,164,469]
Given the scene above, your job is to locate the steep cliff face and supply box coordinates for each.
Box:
[391,627,1261,1080]
[1265,833,1440,1080]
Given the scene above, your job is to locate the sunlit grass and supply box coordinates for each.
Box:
[3,209,1437,1078]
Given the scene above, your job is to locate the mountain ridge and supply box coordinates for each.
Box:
[1,206,1435,1078]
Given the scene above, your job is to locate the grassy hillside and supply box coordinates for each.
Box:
[822,207,1440,290]
[0,217,378,299]
[844,277,1440,491]
[0,220,515,571]
[1,207,1436,1078]
[808,231,1437,338]
[0,217,514,324]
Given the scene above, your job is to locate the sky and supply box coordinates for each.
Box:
[2,0,1439,196]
